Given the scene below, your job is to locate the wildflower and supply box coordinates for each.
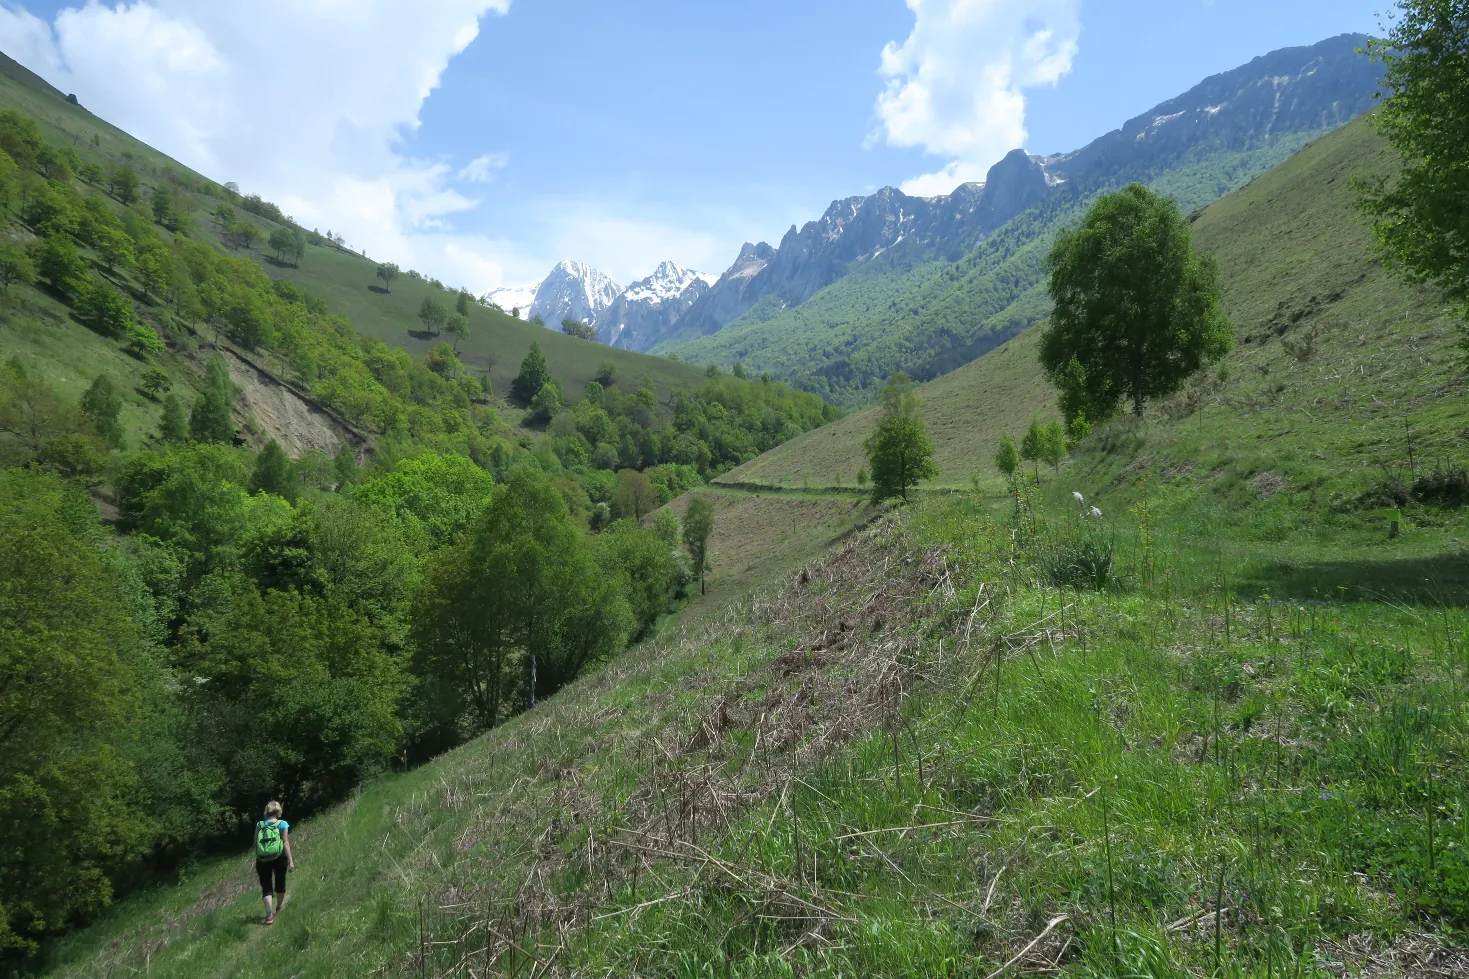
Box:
[1072,491,1085,504]
[1091,507,1102,519]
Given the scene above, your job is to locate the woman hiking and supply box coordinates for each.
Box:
[253,800,295,925]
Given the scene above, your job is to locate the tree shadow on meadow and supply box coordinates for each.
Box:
[1234,552,1469,606]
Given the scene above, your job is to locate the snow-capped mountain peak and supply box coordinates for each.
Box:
[601,260,719,349]
[523,261,623,328]
[622,261,719,305]
[483,282,540,317]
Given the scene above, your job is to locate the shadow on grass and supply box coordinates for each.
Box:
[406,329,440,341]
[367,285,390,295]
[1235,551,1469,605]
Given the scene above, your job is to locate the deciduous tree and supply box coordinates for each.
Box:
[188,356,235,445]
[863,372,937,503]
[0,243,34,291]
[612,468,658,521]
[158,393,187,443]
[1041,184,1231,418]
[0,470,142,955]
[106,164,139,204]
[682,495,715,596]
[994,434,1020,481]
[560,318,597,341]
[375,262,399,292]
[418,296,446,335]
[1358,0,1469,326]
[29,232,87,296]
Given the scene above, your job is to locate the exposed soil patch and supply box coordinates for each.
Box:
[221,349,365,459]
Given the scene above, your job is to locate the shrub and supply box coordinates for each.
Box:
[1038,530,1120,591]
[1412,464,1469,507]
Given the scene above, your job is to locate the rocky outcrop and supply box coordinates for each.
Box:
[672,152,1049,341]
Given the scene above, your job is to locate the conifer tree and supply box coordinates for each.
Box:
[158,393,187,442]
[80,375,124,449]
[249,439,298,501]
[189,356,235,444]
[512,341,551,403]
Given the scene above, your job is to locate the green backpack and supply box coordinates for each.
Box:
[255,820,285,861]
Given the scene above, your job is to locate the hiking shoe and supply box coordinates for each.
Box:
[264,914,274,926]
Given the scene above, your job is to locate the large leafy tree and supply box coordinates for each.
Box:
[411,470,630,730]
[1040,183,1232,419]
[864,372,937,503]
[178,582,405,813]
[1358,0,1469,323]
[417,296,447,335]
[596,520,674,638]
[611,468,658,521]
[0,470,141,955]
[375,262,399,292]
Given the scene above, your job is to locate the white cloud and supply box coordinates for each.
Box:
[0,0,519,292]
[459,151,509,183]
[874,0,1080,196]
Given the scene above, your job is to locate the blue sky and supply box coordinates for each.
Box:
[0,1,1383,291]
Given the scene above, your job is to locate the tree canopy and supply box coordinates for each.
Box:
[1040,183,1232,419]
[682,495,715,595]
[863,372,937,503]
[1358,0,1469,324]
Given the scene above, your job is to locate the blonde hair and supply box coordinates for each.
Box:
[264,800,283,819]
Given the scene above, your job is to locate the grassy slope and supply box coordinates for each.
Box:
[0,54,708,424]
[35,109,1469,979]
[235,236,709,409]
[667,132,1330,407]
[721,118,1464,504]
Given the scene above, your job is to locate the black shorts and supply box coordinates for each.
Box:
[256,858,287,897]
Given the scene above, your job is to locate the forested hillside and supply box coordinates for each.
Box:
[0,56,837,959]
